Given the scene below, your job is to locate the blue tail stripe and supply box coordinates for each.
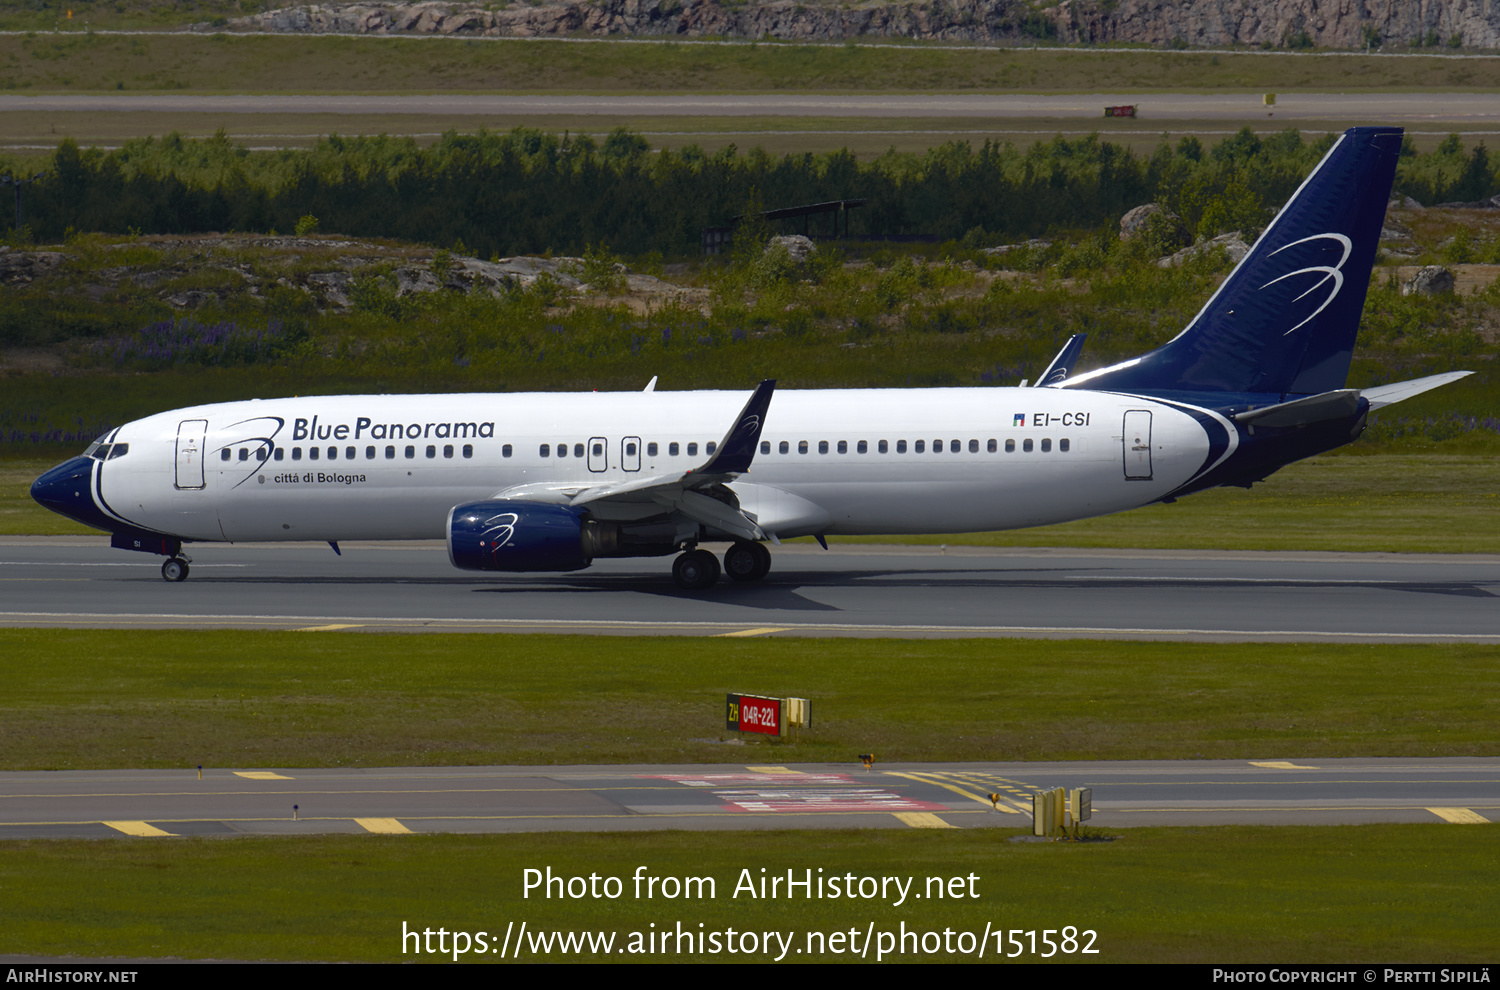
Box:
[1066,126,1403,398]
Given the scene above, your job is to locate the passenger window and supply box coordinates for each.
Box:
[837,441,847,454]
[463,444,473,458]
[914,440,925,453]
[857,440,867,454]
[345,446,355,460]
[540,444,551,457]
[256,448,267,462]
[576,443,586,458]
[647,442,657,457]
[221,449,231,462]
[878,440,887,453]
[969,439,979,453]
[779,441,789,454]
[405,445,415,459]
[897,440,906,453]
[444,444,454,458]
[816,441,827,454]
[988,439,997,453]
[386,446,396,459]
[1042,438,1052,452]
[1023,439,1034,452]
[366,446,376,459]
[327,447,338,460]
[1060,438,1070,452]
[292,448,303,462]
[238,448,249,462]
[557,443,567,458]
[706,442,716,455]
[503,444,513,458]
[798,441,808,454]
[687,443,698,456]
[426,445,436,458]
[669,442,679,456]
[272,447,283,462]
[760,441,770,455]
[626,442,637,456]
[310,447,320,461]
[1005,439,1015,453]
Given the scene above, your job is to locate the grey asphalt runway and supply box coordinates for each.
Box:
[0,759,1493,839]
[4,93,1500,122]
[2,538,1498,642]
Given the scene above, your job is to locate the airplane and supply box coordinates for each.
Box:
[32,125,1471,590]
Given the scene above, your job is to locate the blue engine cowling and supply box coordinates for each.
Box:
[447,501,592,572]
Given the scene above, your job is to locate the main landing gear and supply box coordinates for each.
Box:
[160,556,191,582]
[672,541,772,590]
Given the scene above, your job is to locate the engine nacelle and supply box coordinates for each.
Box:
[447,501,596,572]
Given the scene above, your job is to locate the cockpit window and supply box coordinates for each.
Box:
[87,443,111,461]
[107,443,129,459]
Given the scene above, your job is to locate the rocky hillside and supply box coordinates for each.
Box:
[215,0,1500,50]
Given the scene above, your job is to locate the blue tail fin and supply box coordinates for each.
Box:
[1066,126,1403,398]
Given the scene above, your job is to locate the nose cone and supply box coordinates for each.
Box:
[31,456,113,532]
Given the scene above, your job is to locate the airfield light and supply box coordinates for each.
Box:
[859,754,874,770]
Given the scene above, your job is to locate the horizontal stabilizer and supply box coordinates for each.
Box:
[1361,371,1473,410]
[1233,389,1360,429]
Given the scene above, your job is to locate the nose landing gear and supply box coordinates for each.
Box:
[161,556,191,582]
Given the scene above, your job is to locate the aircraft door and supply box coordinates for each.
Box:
[621,436,641,472]
[175,419,208,490]
[588,436,608,473]
[1123,410,1152,480]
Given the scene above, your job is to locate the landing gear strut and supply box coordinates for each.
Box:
[723,540,772,582]
[672,548,720,590]
[160,556,190,582]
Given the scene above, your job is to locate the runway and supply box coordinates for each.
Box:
[5,93,1500,123]
[2,538,1498,642]
[0,759,1493,839]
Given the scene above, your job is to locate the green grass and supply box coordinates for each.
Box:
[0,826,1495,962]
[4,34,1500,95]
[2,630,1497,771]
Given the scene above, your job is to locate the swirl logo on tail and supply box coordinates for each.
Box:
[1259,233,1353,336]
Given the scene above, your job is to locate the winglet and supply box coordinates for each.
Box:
[1036,333,1088,387]
[693,379,776,476]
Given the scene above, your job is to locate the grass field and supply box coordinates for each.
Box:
[2,629,1496,770]
[0,826,1495,962]
[3,34,1500,95]
[9,450,1499,550]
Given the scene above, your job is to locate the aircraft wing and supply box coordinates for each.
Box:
[488,380,776,541]
[1361,371,1473,410]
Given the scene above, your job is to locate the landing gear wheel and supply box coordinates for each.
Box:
[672,548,721,590]
[161,557,190,582]
[724,541,772,582]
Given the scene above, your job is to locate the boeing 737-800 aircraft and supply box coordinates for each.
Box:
[32,126,1470,589]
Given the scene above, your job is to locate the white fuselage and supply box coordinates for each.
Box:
[92,387,1228,544]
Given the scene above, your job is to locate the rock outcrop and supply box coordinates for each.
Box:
[212,1,1500,49]
[1402,265,1456,296]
